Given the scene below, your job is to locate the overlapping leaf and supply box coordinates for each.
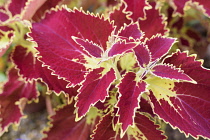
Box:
[109,2,132,31]
[73,36,137,59]
[149,51,210,139]
[0,68,38,135]
[76,68,116,119]
[124,0,151,22]
[30,8,114,86]
[43,104,91,140]
[116,72,146,132]
[108,41,137,57]
[118,23,143,41]
[8,0,28,16]
[137,98,155,117]
[133,112,166,140]
[138,2,168,38]
[92,113,132,140]
[73,37,103,58]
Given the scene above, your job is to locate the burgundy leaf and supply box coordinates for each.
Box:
[108,41,137,57]
[0,68,38,134]
[12,46,39,80]
[163,51,210,86]
[118,23,143,40]
[8,0,28,16]
[149,51,210,138]
[138,98,155,117]
[43,104,91,140]
[133,43,151,68]
[134,112,166,140]
[12,46,77,96]
[31,8,114,86]
[172,0,188,15]
[109,3,132,31]
[0,10,9,22]
[150,92,210,139]
[72,37,103,58]
[138,2,168,38]
[117,72,146,131]
[146,35,176,61]
[124,0,151,22]
[76,68,116,118]
[152,64,193,82]
[92,113,132,140]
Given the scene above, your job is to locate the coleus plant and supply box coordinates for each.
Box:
[1,0,210,139]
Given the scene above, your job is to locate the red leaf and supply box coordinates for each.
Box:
[92,113,131,140]
[134,112,166,140]
[149,51,210,138]
[72,37,103,58]
[108,41,137,57]
[12,46,77,96]
[150,92,210,139]
[163,51,210,86]
[8,0,28,16]
[12,46,39,80]
[172,0,188,15]
[30,8,114,86]
[133,43,151,68]
[76,68,116,118]
[137,98,155,117]
[124,0,151,22]
[0,10,9,22]
[118,23,143,41]
[0,68,38,134]
[138,2,168,38]
[109,3,132,31]
[152,64,194,82]
[43,104,91,140]
[117,72,146,131]
[146,35,176,61]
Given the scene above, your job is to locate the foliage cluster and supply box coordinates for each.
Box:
[0,0,210,139]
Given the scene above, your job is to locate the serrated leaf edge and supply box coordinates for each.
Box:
[123,0,152,21]
[151,63,197,84]
[114,72,148,137]
[74,68,117,121]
